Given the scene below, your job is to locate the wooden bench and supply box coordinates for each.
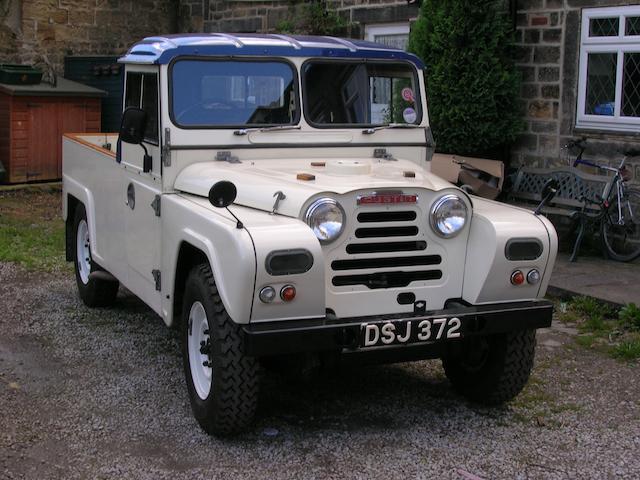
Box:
[509,166,616,261]
[509,166,614,216]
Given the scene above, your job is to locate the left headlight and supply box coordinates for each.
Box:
[304,198,345,244]
[430,194,468,238]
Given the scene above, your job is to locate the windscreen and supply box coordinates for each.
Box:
[171,60,298,127]
[303,61,421,126]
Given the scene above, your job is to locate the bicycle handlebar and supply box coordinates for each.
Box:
[565,137,587,149]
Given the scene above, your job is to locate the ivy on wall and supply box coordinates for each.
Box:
[275,1,351,36]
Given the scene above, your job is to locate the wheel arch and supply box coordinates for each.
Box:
[63,175,96,262]
[65,194,81,262]
[171,241,210,328]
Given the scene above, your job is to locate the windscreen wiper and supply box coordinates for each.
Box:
[362,123,424,135]
[233,125,302,136]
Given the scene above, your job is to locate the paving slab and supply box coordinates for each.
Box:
[548,253,640,305]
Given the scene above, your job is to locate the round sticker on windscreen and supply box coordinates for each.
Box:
[403,107,417,123]
[401,87,414,102]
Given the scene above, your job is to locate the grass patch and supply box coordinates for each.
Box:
[611,334,640,360]
[556,295,640,361]
[0,187,69,272]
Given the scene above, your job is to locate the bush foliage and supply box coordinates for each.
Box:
[408,0,523,156]
[276,1,349,36]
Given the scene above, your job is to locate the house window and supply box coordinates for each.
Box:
[577,6,640,132]
[365,24,410,51]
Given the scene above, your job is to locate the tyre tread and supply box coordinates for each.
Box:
[185,263,259,435]
[443,329,536,405]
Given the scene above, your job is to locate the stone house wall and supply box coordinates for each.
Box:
[513,0,640,182]
[0,0,177,76]
[177,0,418,37]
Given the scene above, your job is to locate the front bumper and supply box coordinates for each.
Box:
[242,300,553,357]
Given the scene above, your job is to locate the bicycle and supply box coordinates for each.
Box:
[564,137,640,262]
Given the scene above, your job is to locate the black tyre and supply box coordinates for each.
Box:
[442,329,536,405]
[601,188,640,262]
[181,263,259,435]
[73,205,119,307]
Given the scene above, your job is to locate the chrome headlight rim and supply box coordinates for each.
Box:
[304,197,346,244]
[429,194,468,238]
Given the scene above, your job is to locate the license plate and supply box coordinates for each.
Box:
[360,317,462,348]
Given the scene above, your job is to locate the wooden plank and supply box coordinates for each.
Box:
[64,133,116,159]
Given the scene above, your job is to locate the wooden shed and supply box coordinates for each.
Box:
[0,78,105,183]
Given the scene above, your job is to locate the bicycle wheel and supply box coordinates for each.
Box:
[601,188,640,262]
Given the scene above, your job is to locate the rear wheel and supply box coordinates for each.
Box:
[181,263,259,435]
[73,205,119,307]
[442,329,536,405]
[601,188,640,262]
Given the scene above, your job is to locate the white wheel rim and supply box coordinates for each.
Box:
[76,219,91,285]
[188,301,212,400]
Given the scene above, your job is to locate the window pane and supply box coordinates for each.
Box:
[622,52,640,117]
[125,72,142,108]
[373,33,409,51]
[626,16,640,36]
[589,17,620,37]
[304,62,420,126]
[142,74,158,142]
[585,53,617,116]
[172,60,297,127]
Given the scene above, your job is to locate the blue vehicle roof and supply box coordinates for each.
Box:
[119,33,425,68]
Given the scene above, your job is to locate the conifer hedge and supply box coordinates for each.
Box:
[408,0,523,157]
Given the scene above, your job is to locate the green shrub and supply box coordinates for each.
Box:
[276,1,349,36]
[407,0,524,157]
[619,303,640,331]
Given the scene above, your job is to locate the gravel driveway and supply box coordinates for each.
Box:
[1,262,639,480]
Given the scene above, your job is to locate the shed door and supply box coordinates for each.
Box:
[27,101,58,181]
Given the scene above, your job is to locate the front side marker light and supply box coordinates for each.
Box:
[510,270,525,286]
[259,286,276,303]
[527,269,541,284]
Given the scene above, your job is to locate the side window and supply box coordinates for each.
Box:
[124,71,159,144]
[125,72,142,108]
[142,74,159,143]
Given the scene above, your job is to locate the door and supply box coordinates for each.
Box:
[26,100,58,181]
[120,68,163,312]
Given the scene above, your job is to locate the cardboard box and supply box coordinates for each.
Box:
[431,154,504,200]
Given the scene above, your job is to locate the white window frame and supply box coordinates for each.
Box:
[365,23,410,49]
[576,5,640,132]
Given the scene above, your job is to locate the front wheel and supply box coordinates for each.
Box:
[442,329,536,405]
[181,263,259,436]
[601,188,640,262]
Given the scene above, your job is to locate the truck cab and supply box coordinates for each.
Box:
[63,34,557,436]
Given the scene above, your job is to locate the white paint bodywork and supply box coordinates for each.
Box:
[62,51,558,332]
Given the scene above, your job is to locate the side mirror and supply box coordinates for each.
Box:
[208,181,237,208]
[119,107,147,145]
[119,107,152,173]
[534,179,559,215]
[541,178,559,201]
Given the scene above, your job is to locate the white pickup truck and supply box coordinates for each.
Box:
[63,34,557,436]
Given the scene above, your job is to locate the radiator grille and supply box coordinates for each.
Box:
[331,209,443,290]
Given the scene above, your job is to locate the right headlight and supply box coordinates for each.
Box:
[430,194,468,238]
[304,198,345,244]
